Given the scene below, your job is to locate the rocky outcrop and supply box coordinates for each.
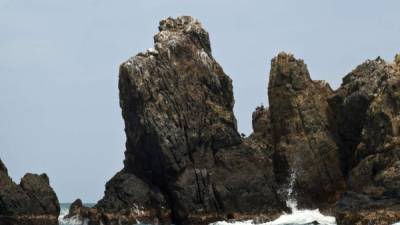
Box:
[0,158,60,225]
[268,53,344,208]
[328,57,392,173]
[80,16,284,225]
[335,57,400,225]
[244,106,274,158]
[67,15,400,225]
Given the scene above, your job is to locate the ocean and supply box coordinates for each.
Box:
[57,171,400,225]
[58,201,337,225]
[59,203,94,225]
[58,172,338,225]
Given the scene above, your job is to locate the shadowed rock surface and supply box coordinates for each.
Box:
[68,16,400,225]
[80,16,284,225]
[335,57,400,225]
[268,53,344,208]
[328,57,392,174]
[0,158,60,225]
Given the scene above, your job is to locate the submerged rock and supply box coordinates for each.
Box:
[0,158,60,225]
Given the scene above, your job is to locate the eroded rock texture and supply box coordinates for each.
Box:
[0,158,60,225]
[335,57,400,225]
[70,16,400,225]
[89,16,283,225]
[268,53,344,208]
[328,58,392,173]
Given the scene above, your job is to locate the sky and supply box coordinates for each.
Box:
[0,0,399,203]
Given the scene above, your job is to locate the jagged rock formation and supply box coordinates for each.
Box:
[0,158,60,225]
[335,57,400,225]
[81,16,283,225]
[69,16,400,225]
[268,53,344,208]
[244,106,274,157]
[328,58,392,173]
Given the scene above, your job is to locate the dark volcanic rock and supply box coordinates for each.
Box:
[0,158,60,225]
[268,52,345,208]
[65,198,84,218]
[335,57,400,225]
[328,57,391,173]
[71,15,400,225]
[90,16,283,225]
[247,105,274,152]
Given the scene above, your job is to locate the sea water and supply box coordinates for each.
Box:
[58,172,338,225]
[58,202,336,225]
[58,203,400,225]
[59,203,94,225]
[210,171,336,225]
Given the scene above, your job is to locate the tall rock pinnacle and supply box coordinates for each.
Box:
[92,16,283,225]
[268,52,344,207]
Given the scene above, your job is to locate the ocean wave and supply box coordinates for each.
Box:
[58,205,87,225]
[210,171,336,225]
[209,207,336,225]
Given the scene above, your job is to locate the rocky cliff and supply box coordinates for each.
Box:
[0,158,60,225]
[69,16,400,225]
[89,16,283,225]
[334,57,400,225]
[268,53,344,208]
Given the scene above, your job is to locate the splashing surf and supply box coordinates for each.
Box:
[210,171,336,225]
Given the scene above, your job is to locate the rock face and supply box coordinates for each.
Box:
[335,58,400,225]
[328,58,392,173]
[90,16,283,225]
[70,16,400,225]
[0,158,60,225]
[268,53,344,208]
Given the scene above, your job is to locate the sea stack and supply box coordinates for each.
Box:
[268,53,345,208]
[92,15,284,225]
[0,158,60,225]
[68,16,400,225]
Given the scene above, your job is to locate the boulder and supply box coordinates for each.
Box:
[64,198,84,219]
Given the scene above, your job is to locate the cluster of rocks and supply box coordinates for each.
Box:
[0,158,60,225]
[65,16,399,225]
[2,15,399,225]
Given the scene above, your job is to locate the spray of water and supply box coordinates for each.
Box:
[284,170,298,213]
[210,169,336,225]
[58,205,88,225]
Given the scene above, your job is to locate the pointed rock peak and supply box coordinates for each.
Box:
[154,16,211,55]
[158,16,202,33]
[393,54,400,73]
[0,158,8,175]
[341,57,390,86]
[395,54,400,65]
[269,52,311,91]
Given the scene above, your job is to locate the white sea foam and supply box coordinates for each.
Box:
[58,204,87,225]
[210,171,336,225]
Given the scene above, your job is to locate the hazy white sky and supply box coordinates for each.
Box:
[1,0,399,203]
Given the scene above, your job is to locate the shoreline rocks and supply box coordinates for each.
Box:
[0,158,60,225]
[94,15,284,225]
[334,57,400,225]
[67,16,400,225]
[268,53,345,208]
